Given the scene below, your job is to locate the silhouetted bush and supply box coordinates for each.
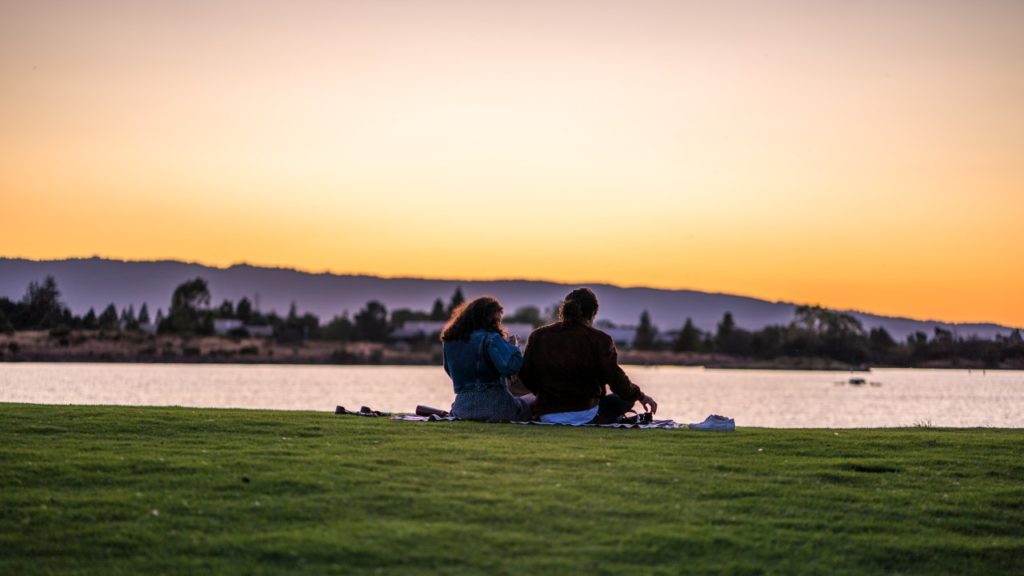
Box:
[0,309,14,335]
[275,326,305,345]
[330,348,358,364]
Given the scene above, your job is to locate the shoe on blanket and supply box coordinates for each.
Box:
[689,414,735,431]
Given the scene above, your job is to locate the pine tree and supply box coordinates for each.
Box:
[98,304,119,330]
[82,308,98,330]
[121,305,137,329]
[430,298,447,321]
[236,298,253,323]
[673,318,702,352]
[714,312,736,352]
[138,303,150,325]
[447,287,466,315]
[633,310,659,350]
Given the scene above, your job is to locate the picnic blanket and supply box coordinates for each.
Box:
[391,413,679,429]
[335,406,737,431]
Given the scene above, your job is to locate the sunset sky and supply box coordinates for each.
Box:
[2,0,1022,326]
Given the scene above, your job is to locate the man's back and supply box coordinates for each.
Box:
[520,321,642,416]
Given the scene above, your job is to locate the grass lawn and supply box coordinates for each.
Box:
[1,403,1023,575]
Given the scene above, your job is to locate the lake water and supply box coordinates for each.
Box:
[2,363,1023,428]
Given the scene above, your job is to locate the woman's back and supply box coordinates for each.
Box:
[439,296,533,422]
[442,330,530,422]
[443,329,522,392]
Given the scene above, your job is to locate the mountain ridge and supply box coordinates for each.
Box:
[1,257,1017,341]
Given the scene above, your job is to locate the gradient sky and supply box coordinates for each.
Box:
[2,0,1022,326]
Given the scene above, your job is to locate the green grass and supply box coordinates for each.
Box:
[2,404,1022,575]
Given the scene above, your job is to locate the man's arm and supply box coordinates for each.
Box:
[598,335,657,413]
[598,337,643,403]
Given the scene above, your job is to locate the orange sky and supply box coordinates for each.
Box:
[2,0,1022,326]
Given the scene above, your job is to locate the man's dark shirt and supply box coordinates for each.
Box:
[519,321,644,416]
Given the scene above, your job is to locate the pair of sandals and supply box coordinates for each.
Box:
[335,405,388,417]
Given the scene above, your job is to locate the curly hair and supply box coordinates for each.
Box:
[559,288,599,326]
[440,296,507,341]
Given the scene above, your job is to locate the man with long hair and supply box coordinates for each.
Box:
[519,288,657,425]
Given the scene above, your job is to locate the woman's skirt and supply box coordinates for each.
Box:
[450,386,532,422]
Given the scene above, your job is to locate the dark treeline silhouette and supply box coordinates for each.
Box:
[0,276,517,344]
[628,305,1024,368]
[3,276,1022,368]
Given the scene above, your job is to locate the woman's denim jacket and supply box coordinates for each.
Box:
[443,329,523,393]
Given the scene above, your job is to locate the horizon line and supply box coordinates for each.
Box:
[2,254,1020,330]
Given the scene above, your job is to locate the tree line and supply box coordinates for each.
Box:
[0,276,161,335]
[3,276,1022,367]
[0,276,544,344]
[631,305,1024,368]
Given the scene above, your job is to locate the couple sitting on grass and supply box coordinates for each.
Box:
[441,288,658,424]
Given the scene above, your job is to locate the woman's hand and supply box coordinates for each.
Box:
[638,394,658,415]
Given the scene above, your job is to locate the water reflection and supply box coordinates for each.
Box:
[2,363,1022,428]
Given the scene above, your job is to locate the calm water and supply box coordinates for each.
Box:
[2,363,1023,428]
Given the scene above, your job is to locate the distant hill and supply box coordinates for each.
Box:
[0,258,1018,341]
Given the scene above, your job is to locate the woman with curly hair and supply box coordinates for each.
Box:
[441,296,534,422]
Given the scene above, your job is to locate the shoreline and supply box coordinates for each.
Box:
[2,329,1020,370]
